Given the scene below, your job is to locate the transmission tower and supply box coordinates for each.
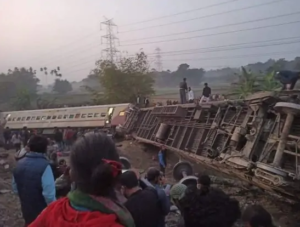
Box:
[155,47,163,71]
[101,18,119,63]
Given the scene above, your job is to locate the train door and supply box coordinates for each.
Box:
[105,107,115,127]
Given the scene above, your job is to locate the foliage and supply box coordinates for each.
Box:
[11,88,35,110]
[52,79,72,94]
[36,97,57,109]
[0,67,39,102]
[232,67,282,98]
[40,66,62,77]
[87,52,155,104]
[259,71,281,91]
[231,67,261,98]
[266,58,287,73]
[153,63,205,88]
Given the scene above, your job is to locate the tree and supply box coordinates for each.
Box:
[231,67,260,98]
[11,88,34,110]
[266,58,287,73]
[0,67,39,103]
[259,71,281,91]
[88,52,155,104]
[36,97,57,109]
[52,79,72,94]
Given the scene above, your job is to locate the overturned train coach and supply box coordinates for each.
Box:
[122,90,300,202]
[2,103,131,133]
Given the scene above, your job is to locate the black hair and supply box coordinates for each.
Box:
[183,78,186,81]
[119,170,139,189]
[180,187,241,227]
[204,83,208,86]
[198,174,211,195]
[146,167,161,182]
[28,135,48,153]
[242,205,275,227]
[70,132,120,197]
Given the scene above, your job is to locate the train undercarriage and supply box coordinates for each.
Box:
[122,90,300,202]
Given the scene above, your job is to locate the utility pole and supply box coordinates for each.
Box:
[155,47,163,71]
[101,18,119,63]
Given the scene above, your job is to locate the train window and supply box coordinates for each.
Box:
[63,115,68,119]
[69,114,74,119]
[8,118,11,121]
[36,116,41,120]
[75,114,80,119]
[41,116,46,120]
[47,116,51,120]
[119,111,125,116]
[88,113,93,118]
[58,115,62,119]
[100,113,106,117]
[94,113,100,117]
[12,118,15,121]
[26,116,31,121]
[21,117,26,121]
[52,115,57,119]
[17,117,21,121]
[81,114,87,118]
[31,116,36,121]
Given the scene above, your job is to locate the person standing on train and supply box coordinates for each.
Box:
[188,87,194,103]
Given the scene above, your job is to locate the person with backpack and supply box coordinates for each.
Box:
[146,167,170,227]
[119,170,160,227]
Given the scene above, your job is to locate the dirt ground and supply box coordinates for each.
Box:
[0,141,299,227]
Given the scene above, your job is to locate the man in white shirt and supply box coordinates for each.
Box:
[188,87,194,103]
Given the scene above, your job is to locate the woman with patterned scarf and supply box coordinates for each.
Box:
[29,132,135,227]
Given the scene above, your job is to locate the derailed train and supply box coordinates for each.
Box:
[1,103,131,131]
[122,90,300,202]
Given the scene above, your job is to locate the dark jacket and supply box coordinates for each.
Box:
[179,81,188,90]
[13,153,49,225]
[202,87,211,97]
[124,189,160,227]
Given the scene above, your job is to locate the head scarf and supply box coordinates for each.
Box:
[170,183,187,202]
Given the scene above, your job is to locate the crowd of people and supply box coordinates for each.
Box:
[11,132,276,227]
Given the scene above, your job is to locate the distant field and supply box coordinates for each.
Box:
[46,85,231,105]
[0,85,231,110]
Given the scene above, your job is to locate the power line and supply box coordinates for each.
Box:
[37,20,300,67]
[118,0,285,33]
[162,49,300,61]
[101,19,120,62]
[23,0,286,64]
[145,36,300,56]
[46,36,300,70]
[122,11,300,43]
[151,40,300,57]
[62,49,300,75]
[119,0,238,26]
[121,20,300,46]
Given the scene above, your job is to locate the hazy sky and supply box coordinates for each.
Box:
[0,0,299,85]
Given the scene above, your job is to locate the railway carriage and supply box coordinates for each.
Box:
[2,103,131,130]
